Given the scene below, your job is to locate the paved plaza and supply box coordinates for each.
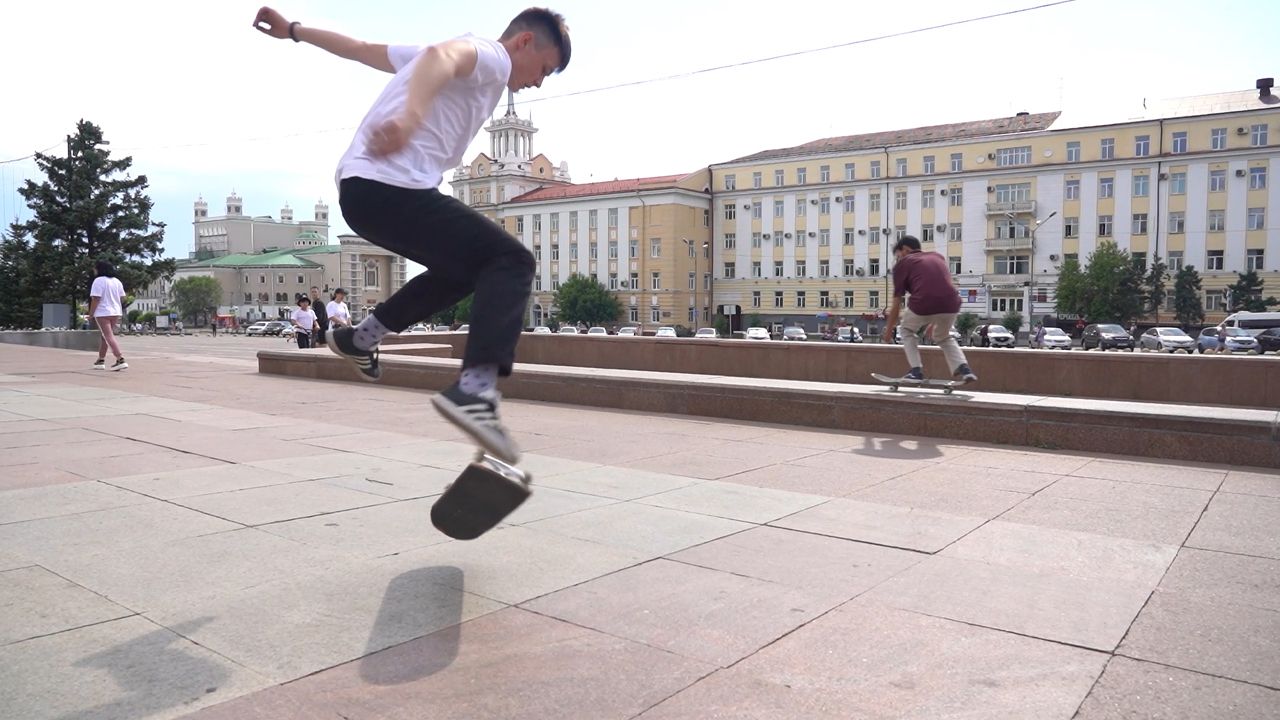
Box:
[0,338,1277,719]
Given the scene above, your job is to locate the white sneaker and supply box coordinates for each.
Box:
[430,383,520,464]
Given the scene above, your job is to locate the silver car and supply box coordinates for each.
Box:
[1139,327,1195,353]
[1033,326,1073,349]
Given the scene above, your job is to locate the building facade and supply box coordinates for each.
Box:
[193,193,330,258]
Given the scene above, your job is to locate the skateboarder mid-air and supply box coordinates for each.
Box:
[881,236,978,384]
[253,6,571,465]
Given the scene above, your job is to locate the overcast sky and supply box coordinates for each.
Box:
[2,0,1276,269]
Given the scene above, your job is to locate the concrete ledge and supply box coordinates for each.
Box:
[0,330,102,352]
[258,349,1280,469]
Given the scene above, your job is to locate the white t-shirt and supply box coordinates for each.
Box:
[90,276,126,317]
[336,36,512,190]
[326,301,351,330]
[291,308,317,335]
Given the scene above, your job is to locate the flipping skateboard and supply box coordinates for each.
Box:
[430,452,532,540]
[871,372,962,395]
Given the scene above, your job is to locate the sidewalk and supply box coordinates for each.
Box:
[0,343,1276,719]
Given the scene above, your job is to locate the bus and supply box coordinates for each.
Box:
[1220,312,1280,337]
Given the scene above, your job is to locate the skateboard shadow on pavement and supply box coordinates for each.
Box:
[359,565,466,686]
[851,437,945,461]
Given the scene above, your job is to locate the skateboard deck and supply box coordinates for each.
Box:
[871,372,962,394]
[431,454,532,540]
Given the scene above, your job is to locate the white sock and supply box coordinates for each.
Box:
[353,315,391,351]
[458,364,498,395]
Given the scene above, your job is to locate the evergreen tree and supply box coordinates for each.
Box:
[1172,265,1205,330]
[553,274,623,325]
[1224,270,1279,312]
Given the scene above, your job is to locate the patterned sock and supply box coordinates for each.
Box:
[458,364,499,396]
[352,314,392,351]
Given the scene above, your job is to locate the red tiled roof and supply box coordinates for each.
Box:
[508,173,692,203]
[728,112,1062,163]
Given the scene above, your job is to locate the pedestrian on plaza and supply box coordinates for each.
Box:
[881,236,976,383]
[89,260,128,371]
[1217,324,1228,354]
[326,288,351,334]
[310,286,329,345]
[291,296,319,349]
[1033,322,1046,349]
[211,319,218,337]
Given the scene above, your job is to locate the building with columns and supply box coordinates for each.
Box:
[193,192,330,258]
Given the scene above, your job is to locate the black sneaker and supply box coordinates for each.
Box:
[953,364,978,383]
[92,359,105,370]
[327,326,381,382]
[110,358,128,372]
[431,383,521,465]
[901,367,925,382]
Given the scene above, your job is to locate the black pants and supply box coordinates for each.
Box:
[296,331,312,349]
[339,177,534,376]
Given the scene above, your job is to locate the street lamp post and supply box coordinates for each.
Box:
[1006,210,1057,326]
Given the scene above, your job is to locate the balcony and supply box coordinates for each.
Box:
[984,274,1031,288]
[985,200,1037,216]
[985,237,1034,252]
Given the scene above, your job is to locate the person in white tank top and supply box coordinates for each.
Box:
[254,6,571,466]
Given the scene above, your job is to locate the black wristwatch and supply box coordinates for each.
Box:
[289,21,301,42]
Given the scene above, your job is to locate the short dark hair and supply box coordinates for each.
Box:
[94,259,115,277]
[892,235,922,253]
[501,7,571,72]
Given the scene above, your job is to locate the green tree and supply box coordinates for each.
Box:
[552,274,622,325]
[1001,310,1024,334]
[954,312,980,345]
[1143,255,1169,320]
[126,309,142,325]
[1225,270,1279,312]
[746,312,765,329]
[169,276,223,323]
[1056,241,1144,324]
[0,223,42,328]
[1172,265,1205,329]
[15,120,173,321]
[428,294,473,327]
[713,315,730,337]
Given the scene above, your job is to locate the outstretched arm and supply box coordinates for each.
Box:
[253,6,394,73]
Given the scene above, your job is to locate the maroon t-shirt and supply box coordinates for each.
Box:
[892,251,961,315]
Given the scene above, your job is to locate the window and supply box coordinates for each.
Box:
[703,209,710,227]
[752,261,762,278]
[608,273,618,290]
[629,272,639,289]
[1064,216,1078,238]
[868,257,881,276]
[1098,215,1113,236]
[819,198,830,215]
[774,199,785,218]
[723,262,736,279]
[608,208,618,228]
[687,272,695,290]
[870,160,882,179]
[1099,177,1114,198]
[276,274,285,284]
[752,172,762,188]
[589,210,598,229]
[1064,253,1079,264]
[651,308,661,323]
[922,190,935,209]
[951,153,963,172]
[1248,207,1265,231]
[550,243,560,261]
[1066,141,1081,162]
[869,193,881,212]
[1167,251,1183,271]
[819,290,831,307]
[1252,123,1269,146]
[243,293,252,303]
[1208,209,1225,232]
[796,261,807,276]
[773,261,784,278]
[773,291,784,308]
[868,290,880,309]
[548,214,560,233]
[751,201,762,219]
[245,274,251,284]
[844,163,855,181]
[569,212,579,231]
[1065,179,1080,200]
[1171,131,1188,154]
[724,174,736,190]
[996,218,1029,240]
[921,227,935,243]
[1100,138,1115,160]
[1211,128,1227,150]
[533,215,543,233]
[1247,249,1265,271]
[751,232,762,248]
[1170,172,1186,195]
[589,244,597,259]
[724,233,736,249]
[796,291,807,308]
[996,146,1031,167]
[819,229,830,246]
[774,234,784,248]
[895,225,907,240]
[1169,211,1185,234]
[515,216,526,234]
[896,158,907,177]
[948,224,962,242]
[923,156,935,174]
[843,290,855,308]
[819,260,830,277]
[724,203,736,221]
[534,274,542,291]
[1249,166,1268,190]
[994,183,1031,203]
[534,247,542,263]
[795,198,806,216]
[295,274,304,284]
[1205,291,1223,312]
[1207,250,1224,270]
[1133,174,1149,197]
[798,167,808,184]
[608,240,618,258]
[948,187,963,206]
[843,259,857,275]
[795,232,806,247]
[629,238,639,258]
[774,169,784,187]
[751,291,761,308]
[843,197,855,213]
[650,238,661,258]
[894,189,907,210]
[1210,169,1226,192]
[995,255,1030,274]
[949,256,962,274]
[843,231,855,246]
[1132,213,1148,235]
[1135,135,1150,157]
[989,297,1024,313]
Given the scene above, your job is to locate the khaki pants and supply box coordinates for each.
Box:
[900,308,968,373]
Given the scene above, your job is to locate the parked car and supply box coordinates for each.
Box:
[971,324,1015,348]
[456,324,470,333]
[260,321,291,336]
[433,325,451,332]
[745,327,771,341]
[694,328,719,339]
[1032,326,1073,349]
[587,326,608,336]
[406,323,429,333]
[782,327,808,341]
[1139,327,1196,353]
[532,326,552,334]
[558,326,579,335]
[245,321,271,336]
[1255,327,1280,354]
[836,327,863,343]
[1220,311,1280,337]
[1081,323,1135,351]
[616,327,638,337]
[655,326,677,338]
[1196,327,1260,354]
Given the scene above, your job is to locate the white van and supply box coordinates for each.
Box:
[1220,312,1280,337]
